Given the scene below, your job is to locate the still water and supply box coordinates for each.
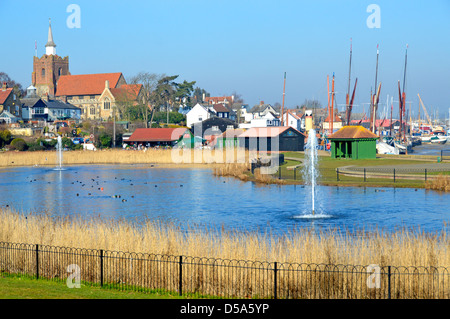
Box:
[0,165,448,235]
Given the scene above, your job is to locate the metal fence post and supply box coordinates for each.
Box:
[273,262,277,299]
[336,168,340,181]
[364,168,366,182]
[387,266,392,299]
[100,249,104,287]
[35,244,39,280]
[425,168,427,181]
[393,169,396,183]
[279,167,281,179]
[294,168,296,180]
[179,255,183,296]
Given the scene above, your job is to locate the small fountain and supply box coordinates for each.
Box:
[303,129,319,216]
[55,136,64,170]
[294,129,333,221]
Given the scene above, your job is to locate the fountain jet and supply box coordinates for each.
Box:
[56,136,63,170]
[303,129,319,216]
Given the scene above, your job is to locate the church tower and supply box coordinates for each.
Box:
[32,18,70,97]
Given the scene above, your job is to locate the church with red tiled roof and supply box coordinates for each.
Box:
[32,19,144,121]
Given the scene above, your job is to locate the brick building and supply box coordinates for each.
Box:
[0,83,18,116]
[31,19,143,121]
[55,73,143,120]
[32,19,70,97]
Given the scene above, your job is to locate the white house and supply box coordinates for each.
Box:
[250,103,279,119]
[282,111,302,131]
[186,103,212,128]
[0,110,20,124]
[239,112,281,129]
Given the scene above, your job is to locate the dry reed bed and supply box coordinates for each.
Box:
[0,208,449,298]
[0,149,250,168]
[213,163,286,185]
[425,174,450,192]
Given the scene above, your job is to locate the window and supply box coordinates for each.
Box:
[78,96,84,100]
[58,68,62,76]
[41,68,45,77]
[67,96,72,101]
[90,95,96,100]
[103,98,111,110]
[34,107,44,114]
[212,126,219,131]
[90,107,96,115]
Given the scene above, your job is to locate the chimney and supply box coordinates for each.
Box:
[260,101,264,106]
[202,93,205,102]
[2,82,7,91]
[105,80,110,89]
[42,92,49,102]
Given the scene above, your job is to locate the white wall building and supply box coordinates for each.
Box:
[282,111,302,131]
[239,112,281,129]
[186,103,212,128]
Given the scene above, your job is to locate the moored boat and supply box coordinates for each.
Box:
[430,136,447,144]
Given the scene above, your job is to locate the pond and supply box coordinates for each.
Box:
[0,165,448,235]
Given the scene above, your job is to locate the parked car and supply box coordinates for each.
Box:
[72,137,84,144]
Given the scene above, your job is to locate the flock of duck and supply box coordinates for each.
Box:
[25,173,186,203]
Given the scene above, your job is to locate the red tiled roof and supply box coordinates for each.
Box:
[0,88,13,104]
[219,128,245,138]
[205,96,233,104]
[127,128,190,142]
[324,114,342,122]
[111,84,143,101]
[287,111,301,120]
[213,103,230,113]
[328,126,379,139]
[55,72,123,96]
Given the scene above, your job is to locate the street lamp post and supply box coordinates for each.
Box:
[113,106,116,148]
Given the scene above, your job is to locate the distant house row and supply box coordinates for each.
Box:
[186,101,307,133]
[126,124,306,152]
[0,83,82,124]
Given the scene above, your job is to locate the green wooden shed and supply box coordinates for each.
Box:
[214,129,245,149]
[328,126,379,159]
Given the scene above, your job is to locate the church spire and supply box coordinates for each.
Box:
[45,18,56,55]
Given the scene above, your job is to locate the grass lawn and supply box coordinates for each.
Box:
[277,152,436,188]
[0,275,179,299]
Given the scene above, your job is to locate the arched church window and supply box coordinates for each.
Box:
[41,68,45,77]
[104,98,111,110]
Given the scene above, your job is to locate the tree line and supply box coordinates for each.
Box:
[116,73,211,127]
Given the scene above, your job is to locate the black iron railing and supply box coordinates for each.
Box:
[273,166,449,184]
[0,242,449,299]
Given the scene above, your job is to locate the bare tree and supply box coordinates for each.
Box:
[128,72,165,128]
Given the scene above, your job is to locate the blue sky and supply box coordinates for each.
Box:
[1,0,450,119]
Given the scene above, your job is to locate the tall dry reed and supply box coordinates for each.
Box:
[0,148,250,168]
[425,174,450,192]
[1,208,448,268]
[1,208,449,298]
